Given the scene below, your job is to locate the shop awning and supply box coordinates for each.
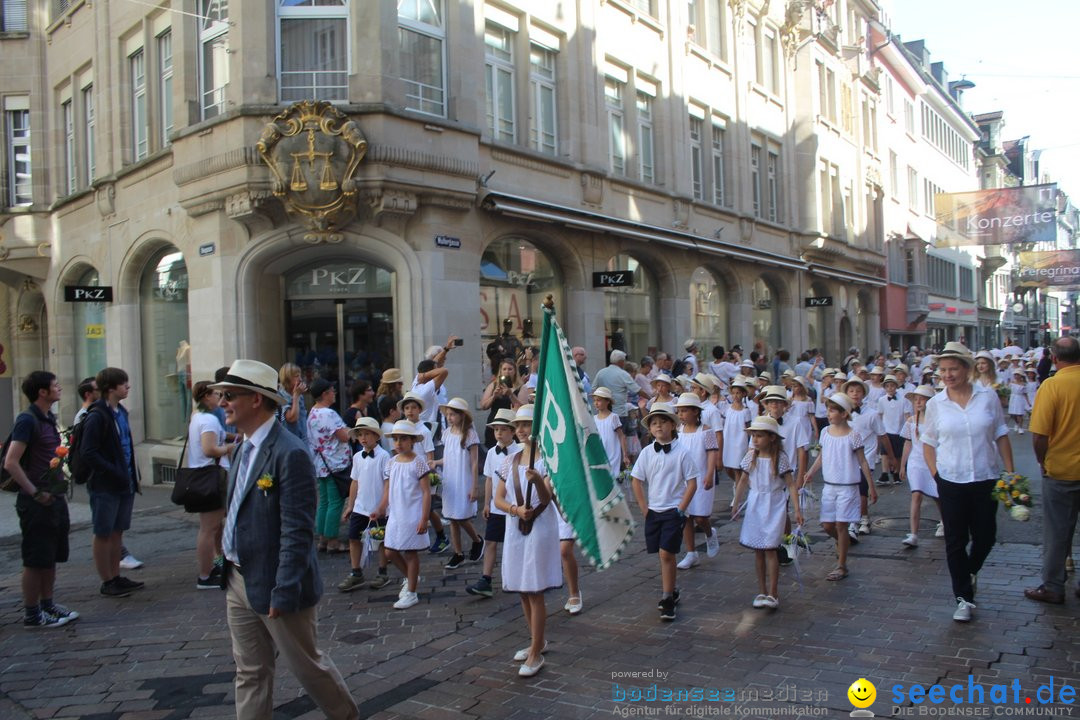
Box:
[481,191,806,272]
[806,264,887,288]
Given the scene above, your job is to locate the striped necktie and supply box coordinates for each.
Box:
[222,441,254,563]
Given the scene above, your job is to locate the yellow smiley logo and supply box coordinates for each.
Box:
[847,678,877,709]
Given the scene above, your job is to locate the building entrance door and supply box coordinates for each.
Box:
[284,259,395,406]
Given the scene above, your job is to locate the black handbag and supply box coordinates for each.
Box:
[171,433,227,513]
[317,448,353,500]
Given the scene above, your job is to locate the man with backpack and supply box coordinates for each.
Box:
[80,367,144,598]
[4,371,79,628]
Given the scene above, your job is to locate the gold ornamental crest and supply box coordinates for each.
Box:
[257,100,367,243]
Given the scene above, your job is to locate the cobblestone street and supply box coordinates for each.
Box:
[1,436,1077,720]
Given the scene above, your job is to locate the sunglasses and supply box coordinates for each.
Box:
[222,390,254,402]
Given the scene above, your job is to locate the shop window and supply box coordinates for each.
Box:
[73,268,106,384]
[140,248,189,441]
[480,237,562,360]
[752,276,780,355]
[690,267,727,354]
[603,254,656,358]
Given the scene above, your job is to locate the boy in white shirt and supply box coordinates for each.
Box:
[844,379,893,538]
[339,418,391,591]
[876,375,906,486]
[630,403,698,622]
[466,409,520,599]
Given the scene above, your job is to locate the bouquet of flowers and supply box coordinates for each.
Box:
[993,383,1011,409]
[360,522,385,568]
[807,442,822,459]
[992,472,1032,521]
[428,472,442,488]
[616,468,632,484]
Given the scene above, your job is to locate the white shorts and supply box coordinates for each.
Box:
[820,483,861,524]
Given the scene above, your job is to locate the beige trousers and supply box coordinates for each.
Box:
[226,571,358,720]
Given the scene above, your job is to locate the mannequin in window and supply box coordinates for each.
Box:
[176,340,191,429]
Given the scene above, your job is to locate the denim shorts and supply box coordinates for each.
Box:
[89,491,135,538]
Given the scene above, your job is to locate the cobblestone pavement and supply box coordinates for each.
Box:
[1,432,1077,720]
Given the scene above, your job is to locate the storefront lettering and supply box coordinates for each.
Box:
[506,270,535,288]
[310,267,368,286]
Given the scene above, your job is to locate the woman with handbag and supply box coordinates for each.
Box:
[185,382,237,590]
[495,404,561,678]
[307,378,352,553]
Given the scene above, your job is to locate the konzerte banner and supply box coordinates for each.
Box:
[934,183,1058,247]
[1016,250,1080,288]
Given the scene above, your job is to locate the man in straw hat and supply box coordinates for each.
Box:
[214,360,358,720]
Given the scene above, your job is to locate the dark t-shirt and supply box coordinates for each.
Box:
[11,407,61,489]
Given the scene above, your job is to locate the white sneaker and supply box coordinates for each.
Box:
[676,552,700,570]
[399,579,409,598]
[847,525,860,544]
[752,594,768,608]
[1018,429,1025,435]
[120,554,144,570]
[393,591,419,609]
[953,597,975,622]
[705,528,720,558]
[858,518,871,535]
[935,522,945,538]
[902,533,919,548]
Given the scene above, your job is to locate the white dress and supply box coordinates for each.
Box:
[500,452,562,593]
[789,400,815,441]
[384,456,432,552]
[901,417,937,498]
[819,427,865,485]
[595,412,623,477]
[1007,383,1030,415]
[738,450,792,549]
[682,425,719,517]
[720,404,753,469]
[440,427,480,520]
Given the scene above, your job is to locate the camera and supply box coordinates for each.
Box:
[499,375,512,387]
[453,338,464,347]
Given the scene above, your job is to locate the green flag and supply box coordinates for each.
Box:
[533,305,636,570]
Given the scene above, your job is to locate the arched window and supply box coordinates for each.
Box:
[690,267,727,354]
[140,247,189,440]
[752,276,780,355]
[73,267,106,383]
[603,254,656,358]
[480,237,562,364]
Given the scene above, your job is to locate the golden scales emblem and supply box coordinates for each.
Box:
[257,100,367,243]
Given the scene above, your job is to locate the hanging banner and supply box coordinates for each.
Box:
[1016,250,1080,288]
[934,183,1058,247]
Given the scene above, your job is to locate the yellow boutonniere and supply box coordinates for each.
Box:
[256,473,274,496]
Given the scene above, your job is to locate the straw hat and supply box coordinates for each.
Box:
[894,363,909,374]
[684,338,697,351]
[641,402,679,428]
[651,373,674,386]
[937,341,974,367]
[868,366,885,376]
[592,386,614,401]
[380,368,404,384]
[883,374,898,385]
[974,350,995,364]
[761,385,789,404]
[739,360,755,370]
[513,404,535,424]
[792,376,810,390]
[911,385,935,399]
[675,374,692,388]
[781,369,796,379]
[387,419,425,438]
[842,378,869,395]
[826,392,853,414]
[350,416,383,437]
[397,391,425,412]
[486,408,517,427]
[745,415,782,436]
[439,397,472,416]
[674,392,703,409]
[690,373,716,391]
[210,360,282,404]
[759,371,773,382]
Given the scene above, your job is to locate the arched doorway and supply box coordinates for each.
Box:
[603,253,657,359]
[751,276,780,356]
[284,258,395,404]
[690,267,728,355]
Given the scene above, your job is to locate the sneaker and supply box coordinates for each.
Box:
[935,522,945,538]
[847,526,860,545]
[24,610,68,629]
[777,546,793,566]
[100,579,131,598]
[445,553,465,569]
[466,576,494,598]
[761,595,779,609]
[676,552,699,570]
[429,536,450,554]
[705,528,720,558]
[858,518,871,535]
[468,538,485,563]
[953,597,976,622]
[902,533,919,548]
[399,578,409,598]
[658,597,676,621]
[196,576,221,590]
[1017,428,1025,435]
[752,594,768,608]
[878,473,890,486]
[393,591,419,609]
[657,589,681,610]
[119,553,144,570]
[114,576,145,591]
[368,573,391,590]
[43,604,79,624]
[337,574,366,592]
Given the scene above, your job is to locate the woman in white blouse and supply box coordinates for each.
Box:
[921,342,1014,624]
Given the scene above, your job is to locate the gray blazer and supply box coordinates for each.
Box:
[226,420,322,614]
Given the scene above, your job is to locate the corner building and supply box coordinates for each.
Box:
[0,0,888,480]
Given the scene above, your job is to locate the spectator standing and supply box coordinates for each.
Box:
[572,346,592,399]
[593,350,650,435]
[1025,337,1080,604]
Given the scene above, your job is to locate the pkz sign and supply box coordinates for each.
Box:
[593,271,634,288]
[804,296,833,308]
[64,286,113,303]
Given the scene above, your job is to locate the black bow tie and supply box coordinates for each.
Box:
[361,450,375,459]
[853,407,862,414]
[887,396,896,401]
[495,446,508,455]
[774,416,784,426]
[654,442,672,454]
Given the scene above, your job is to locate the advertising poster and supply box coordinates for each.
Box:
[1016,249,1080,288]
[935,183,1058,246]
